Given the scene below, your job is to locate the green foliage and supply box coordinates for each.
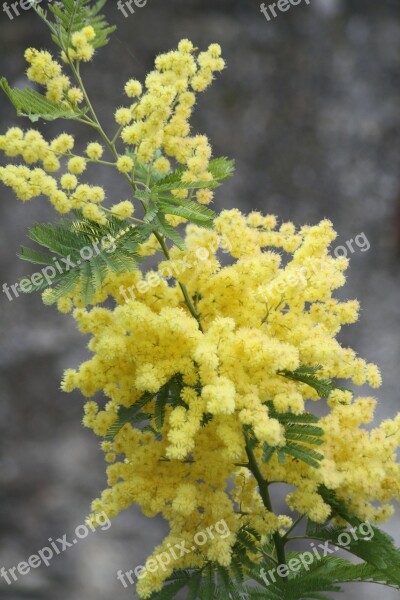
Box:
[0,78,85,123]
[153,214,186,250]
[147,569,194,600]
[150,157,235,192]
[262,404,325,469]
[153,376,190,430]
[229,526,263,583]
[148,563,253,600]
[18,213,147,304]
[156,198,216,227]
[279,365,350,399]
[306,499,400,586]
[105,375,189,441]
[247,554,400,600]
[34,0,116,52]
[135,158,235,232]
[316,485,360,526]
[148,549,400,600]
[207,157,236,182]
[104,392,154,441]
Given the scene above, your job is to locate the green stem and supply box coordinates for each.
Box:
[281,514,305,544]
[88,159,117,167]
[153,231,204,332]
[68,60,120,162]
[111,124,124,146]
[245,438,287,570]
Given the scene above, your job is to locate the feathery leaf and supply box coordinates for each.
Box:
[0,78,85,123]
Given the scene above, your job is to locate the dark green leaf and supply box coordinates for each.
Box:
[155,215,185,250]
[260,403,325,469]
[306,501,400,587]
[279,365,338,398]
[105,392,154,441]
[154,382,170,430]
[18,215,146,304]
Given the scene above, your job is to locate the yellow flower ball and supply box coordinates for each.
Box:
[60,173,78,190]
[124,79,143,98]
[68,156,87,175]
[86,142,104,160]
[115,108,133,126]
[111,200,135,220]
[116,155,134,174]
[153,156,171,175]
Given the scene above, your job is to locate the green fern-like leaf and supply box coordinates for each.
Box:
[148,569,193,600]
[305,509,400,586]
[134,157,233,234]
[152,157,235,193]
[280,442,324,469]
[0,78,85,123]
[279,365,349,399]
[139,191,215,230]
[104,392,154,441]
[186,569,203,600]
[248,552,400,600]
[154,382,173,430]
[148,563,251,600]
[158,197,215,227]
[145,524,258,599]
[106,376,188,441]
[141,528,399,600]
[155,214,186,250]
[207,157,236,181]
[18,246,57,266]
[17,214,146,304]
[261,404,325,468]
[316,486,360,526]
[143,197,160,224]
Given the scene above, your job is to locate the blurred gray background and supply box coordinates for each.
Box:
[0,0,399,598]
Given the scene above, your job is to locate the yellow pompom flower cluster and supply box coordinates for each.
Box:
[2,32,398,596]
[25,48,74,106]
[25,47,62,85]
[111,200,135,220]
[0,40,226,228]
[0,128,109,221]
[0,129,74,211]
[86,142,104,160]
[0,127,61,170]
[119,39,225,204]
[63,26,97,63]
[24,28,96,107]
[59,211,399,597]
[2,27,399,598]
